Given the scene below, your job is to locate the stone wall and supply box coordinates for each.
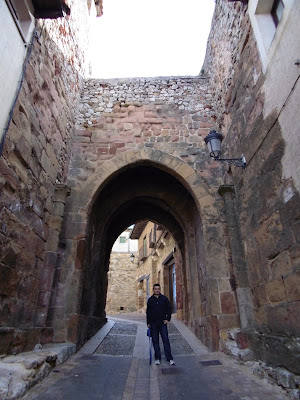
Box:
[202,0,300,388]
[0,0,91,355]
[202,0,248,130]
[52,69,241,353]
[68,76,219,190]
[106,253,137,314]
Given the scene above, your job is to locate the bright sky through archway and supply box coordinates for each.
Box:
[89,0,215,79]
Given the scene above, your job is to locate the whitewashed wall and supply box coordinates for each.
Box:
[0,2,34,141]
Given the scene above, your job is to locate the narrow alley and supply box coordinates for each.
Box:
[23,313,287,400]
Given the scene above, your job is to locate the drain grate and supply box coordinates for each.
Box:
[199,360,222,366]
[161,368,181,375]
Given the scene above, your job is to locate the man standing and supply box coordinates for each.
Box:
[146,283,175,365]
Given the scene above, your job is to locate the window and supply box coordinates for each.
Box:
[120,236,126,243]
[248,0,291,71]
[271,0,284,26]
[5,0,33,42]
[143,236,147,257]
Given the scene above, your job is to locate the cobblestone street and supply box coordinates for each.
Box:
[22,313,288,400]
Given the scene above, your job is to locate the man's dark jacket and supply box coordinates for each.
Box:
[146,294,171,325]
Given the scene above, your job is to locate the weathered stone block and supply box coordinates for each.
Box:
[220,291,236,314]
[176,163,195,180]
[43,252,57,270]
[276,367,295,389]
[266,302,300,336]
[37,290,51,308]
[0,328,14,355]
[235,330,249,349]
[0,265,20,297]
[0,159,18,190]
[248,331,300,374]
[40,268,55,292]
[123,123,133,131]
[269,251,293,280]
[45,234,59,252]
[266,278,286,304]
[207,278,220,314]
[218,314,240,330]
[75,239,86,269]
[0,238,22,267]
[253,212,289,260]
[284,272,300,302]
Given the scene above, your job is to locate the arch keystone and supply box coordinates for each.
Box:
[140,148,154,160]
[111,153,129,169]
[125,150,140,164]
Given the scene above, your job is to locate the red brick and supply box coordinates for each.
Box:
[96,147,109,154]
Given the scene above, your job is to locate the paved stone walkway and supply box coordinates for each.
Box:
[23,313,288,400]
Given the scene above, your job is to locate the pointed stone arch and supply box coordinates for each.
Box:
[48,149,238,351]
[68,148,216,218]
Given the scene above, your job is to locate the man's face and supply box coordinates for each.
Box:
[153,285,161,296]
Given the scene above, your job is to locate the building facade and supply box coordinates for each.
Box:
[106,228,138,313]
[131,221,183,319]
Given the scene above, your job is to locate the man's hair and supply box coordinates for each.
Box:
[153,283,161,288]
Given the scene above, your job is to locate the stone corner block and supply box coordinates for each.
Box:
[0,342,75,399]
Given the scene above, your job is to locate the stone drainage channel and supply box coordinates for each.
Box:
[23,313,287,400]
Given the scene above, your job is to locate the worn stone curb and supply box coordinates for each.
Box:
[0,343,76,400]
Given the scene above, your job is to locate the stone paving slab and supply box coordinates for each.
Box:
[79,320,115,355]
[24,355,132,400]
[109,323,138,336]
[95,322,138,356]
[22,313,289,400]
[95,334,136,356]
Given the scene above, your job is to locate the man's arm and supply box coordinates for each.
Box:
[146,297,151,326]
[165,296,172,321]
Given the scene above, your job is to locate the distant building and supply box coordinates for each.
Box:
[130,221,183,319]
[111,227,138,253]
[106,227,138,313]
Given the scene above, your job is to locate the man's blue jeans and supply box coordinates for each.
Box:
[151,321,173,361]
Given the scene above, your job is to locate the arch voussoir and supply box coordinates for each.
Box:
[69,149,214,216]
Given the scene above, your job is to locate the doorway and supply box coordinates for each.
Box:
[170,263,177,313]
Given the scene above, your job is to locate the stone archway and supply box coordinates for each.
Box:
[48,149,239,351]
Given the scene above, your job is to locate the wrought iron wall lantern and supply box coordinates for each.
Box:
[204,130,246,169]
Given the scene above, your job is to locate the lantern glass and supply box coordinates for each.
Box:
[204,130,223,159]
[209,138,222,158]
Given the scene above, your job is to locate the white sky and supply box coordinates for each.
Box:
[89,0,215,79]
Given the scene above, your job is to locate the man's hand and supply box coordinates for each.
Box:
[163,320,169,324]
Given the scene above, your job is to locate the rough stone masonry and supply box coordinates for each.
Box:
[0,0,300,399]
